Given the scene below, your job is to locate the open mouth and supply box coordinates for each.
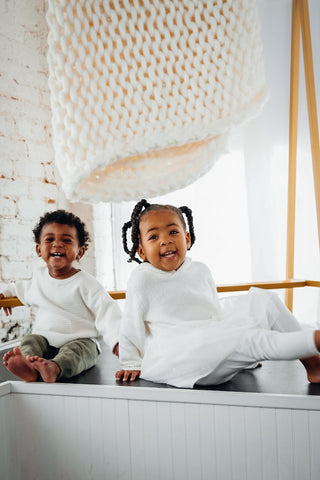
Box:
[51,253,65,257]
[161,250,176,258]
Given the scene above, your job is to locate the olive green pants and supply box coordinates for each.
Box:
[20,334,99,380]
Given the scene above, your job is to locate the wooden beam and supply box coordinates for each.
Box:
[216,279,308,293]
[306,280,320,287]
[1,280,318,308]
[109,290,126,300]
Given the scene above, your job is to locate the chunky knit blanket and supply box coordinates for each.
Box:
[46,0,267,203]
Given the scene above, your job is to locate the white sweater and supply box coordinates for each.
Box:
[119,257,232,387]
[2,265,121,350]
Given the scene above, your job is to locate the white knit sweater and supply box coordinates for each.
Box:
[2,265,121,350]
[46,0,267,203]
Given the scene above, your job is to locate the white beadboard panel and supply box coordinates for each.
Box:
[171,402,188,480]
[6,392,131,480]
[276,409,294,480]
[245,407,263,479]
[214,404,233,479]
[259,408,278,480]
[309,411,320,480]
[230,407,247,479]
[198,404,217,480]
[129,400,147,480]
[143,401,161,480]
[156,401,174,480]
[292,410,311,480]
[0,385,11,480]
[1,381,320,479]
[184,403,202,480]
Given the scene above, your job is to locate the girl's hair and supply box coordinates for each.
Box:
[32,209,91,250]
[122,199,196,264]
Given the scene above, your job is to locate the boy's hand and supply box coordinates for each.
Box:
[115,369,141,382]
[113,342,119,357]
[0,293,12,316]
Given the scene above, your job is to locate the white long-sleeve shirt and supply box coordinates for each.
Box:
[2,265,121,350]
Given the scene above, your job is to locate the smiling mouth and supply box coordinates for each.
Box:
[51,253,65,257]
[161,250,176,258]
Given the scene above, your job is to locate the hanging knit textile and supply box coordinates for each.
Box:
[46,0,267,203]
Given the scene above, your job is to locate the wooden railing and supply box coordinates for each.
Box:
[1,279,319,308]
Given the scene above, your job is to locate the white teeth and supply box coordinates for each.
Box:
[162,251,175,257]
[52,253,63,257]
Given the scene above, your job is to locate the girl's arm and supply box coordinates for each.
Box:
[116,277,147,382]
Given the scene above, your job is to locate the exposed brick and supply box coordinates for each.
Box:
[28,143,55,164]
[17,198,47,220]
[29,181,58,200]
[0,178,29,197]
[1,257,32,281]
[0,197,17,216]
[0,136,27,159]
[0,159,14,177]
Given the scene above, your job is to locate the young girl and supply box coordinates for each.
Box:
[116,199,320,388]
[1,209,121,383]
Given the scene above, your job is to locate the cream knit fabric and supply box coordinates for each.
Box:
[46,0,267,203]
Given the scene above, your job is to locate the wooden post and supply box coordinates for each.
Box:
[299,0,320,247]
[285,0,300,311]
[285,0,320,311]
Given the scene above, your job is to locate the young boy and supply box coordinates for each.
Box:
[1,209,121,383]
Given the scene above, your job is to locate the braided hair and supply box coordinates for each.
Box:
[122,199,196,264]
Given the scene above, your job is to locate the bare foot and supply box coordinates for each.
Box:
[300,355,320,383]
[27,355,60,383]
[3,347,37,382]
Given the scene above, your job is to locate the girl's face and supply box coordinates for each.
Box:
[36,222,85,279]
[137,209,191,272]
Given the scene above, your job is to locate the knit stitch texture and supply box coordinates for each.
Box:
[46,0,267,203]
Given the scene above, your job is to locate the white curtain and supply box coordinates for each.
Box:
[99,0,320,326]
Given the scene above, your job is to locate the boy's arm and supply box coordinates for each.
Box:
[0,280,31,316]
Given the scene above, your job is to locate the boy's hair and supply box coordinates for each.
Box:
[122,198,196,264]
[33,209,91,250]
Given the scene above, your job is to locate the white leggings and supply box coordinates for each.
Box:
[196,290,318,385]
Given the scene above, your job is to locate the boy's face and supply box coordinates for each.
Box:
[36,222,85,279]
[137,209,191,272]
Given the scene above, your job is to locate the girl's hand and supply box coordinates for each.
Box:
[115,369,141,382]
[0,293,12,316]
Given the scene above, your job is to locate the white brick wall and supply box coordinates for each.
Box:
[0,0,104,346]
